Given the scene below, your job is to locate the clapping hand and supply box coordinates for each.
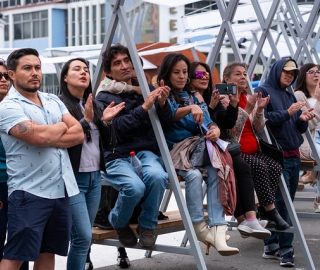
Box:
[257,92,270,109]
[102,101,125,122]
[299,108,315,121]
[84,93,94,123]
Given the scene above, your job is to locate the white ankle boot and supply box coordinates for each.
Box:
[206,225,239,256]
[193,221,209,244]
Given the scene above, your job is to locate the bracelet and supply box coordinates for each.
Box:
[101,117,112,126]
[256,110,264,115]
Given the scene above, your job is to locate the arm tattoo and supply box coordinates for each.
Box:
[13,121,34,135]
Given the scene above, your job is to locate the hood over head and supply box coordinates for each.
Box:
[264,59,299,90]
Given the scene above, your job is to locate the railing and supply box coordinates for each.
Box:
[40,85,60,96]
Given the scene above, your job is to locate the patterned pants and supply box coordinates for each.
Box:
[240,152,282,206]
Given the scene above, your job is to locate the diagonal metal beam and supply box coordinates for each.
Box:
[92,1,207,269]
[206,0,240,72]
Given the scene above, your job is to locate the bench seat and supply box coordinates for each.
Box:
[92,210,208,241]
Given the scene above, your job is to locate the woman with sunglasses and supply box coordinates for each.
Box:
[189,61,271,241]
[59,58,124,269]
[0,60,28,270]
[157,53,239,257]
[220,61,290,236]
[294,63,320,212]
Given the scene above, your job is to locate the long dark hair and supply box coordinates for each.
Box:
[294,63,319,98]
[59,57,101,126]
[157,53,192,105]
[189,61,213,104]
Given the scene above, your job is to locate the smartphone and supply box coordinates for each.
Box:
[215,83,237,95]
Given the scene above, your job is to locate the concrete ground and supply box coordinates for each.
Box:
[31,186,320,270]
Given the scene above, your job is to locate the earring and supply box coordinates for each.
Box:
[186,78,190,84]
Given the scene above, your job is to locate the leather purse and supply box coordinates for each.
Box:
[258,126,284,168]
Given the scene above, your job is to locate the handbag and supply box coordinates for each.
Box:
[190,126,210,168]
[258,126,284,168]
[225,138,241,156]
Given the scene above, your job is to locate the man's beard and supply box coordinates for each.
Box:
[15,80,41,93]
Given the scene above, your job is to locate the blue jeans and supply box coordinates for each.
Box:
[102,150,168,229]
[67,171,101,270]
[264,157,300,256]
[0,183,28,270]
[312,131,320,197]
[177,164,227,227]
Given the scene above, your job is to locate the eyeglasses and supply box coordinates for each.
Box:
[0,72,9,80]
[194,71,209,79]
[306,70,320,76]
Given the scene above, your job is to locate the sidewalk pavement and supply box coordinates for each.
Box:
[36,187,320,269]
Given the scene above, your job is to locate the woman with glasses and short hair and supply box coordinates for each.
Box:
[294,63,320,212]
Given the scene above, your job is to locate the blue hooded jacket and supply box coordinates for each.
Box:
[254,59,308,151]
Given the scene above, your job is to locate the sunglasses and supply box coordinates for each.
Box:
[306,70,320,76]
[194,71,209,79]
[0,72,9,80]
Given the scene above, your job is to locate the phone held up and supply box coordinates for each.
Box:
[215,83,237,95]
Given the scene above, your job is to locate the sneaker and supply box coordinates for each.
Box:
[314,198,320,213]
[262,250,281,260]
[259,219,268,228]
[239,220,269,238]
[93,212,113,230]
[117,247,130,268]
[237,219,271,240]
[280,251,294,267]
[136,225,156,248]
[115,225,137,247]
[85,261,93,270]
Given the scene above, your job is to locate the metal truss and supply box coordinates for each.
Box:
[92,0,320,269]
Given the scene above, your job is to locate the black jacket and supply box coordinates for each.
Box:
[59,94,109,173]
[96,84,172,162]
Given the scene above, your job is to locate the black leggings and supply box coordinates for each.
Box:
[240,152,282,207]
[232,152,256,218]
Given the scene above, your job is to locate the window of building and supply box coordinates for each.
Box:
[4,15,9,41]
[13,10,48,40]
[85,6,89,44]
[93,5,96,44]
[100,3,105,43]
[25,0,53,4]
[65,11,68,46]
[0,0,20,8]
[185,0,217,15]
[71,8,75,46]
[78,7,82,45]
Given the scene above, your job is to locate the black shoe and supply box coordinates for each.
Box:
[93,212,113,230]
[85,261,93,270]
[117,247,130,268]
[115,225,137,247]
[266,208,290,231]
[257,206,276,228]
[85,249,93,270]
[136,225,156,248]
